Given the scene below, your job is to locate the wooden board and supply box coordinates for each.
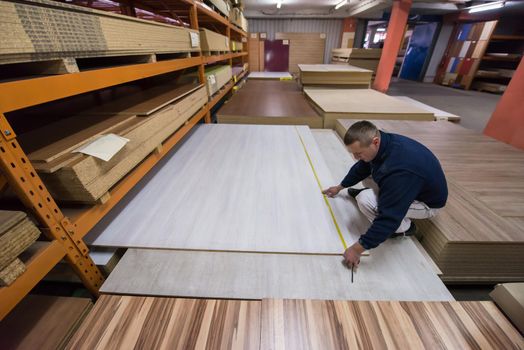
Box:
[261,299,524,349]
[67,295,260,350]
[275,33,326,73]
[394,96,460,121]
[0,295,92,349]
[199,28,230,52]
[0,210,26,234]
[247,72,292,80]
[298,64,373,87]
[304,89,434,129]
[85,125,353,254]
[0,217,40,271]
[490,283,524,334]
[217,80,323,128]
[204,65,233,96]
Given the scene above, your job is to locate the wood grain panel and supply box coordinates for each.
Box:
[299,64,373,87]
[275,33,326,73]
[67,295,260,350]
[261,299,524,350]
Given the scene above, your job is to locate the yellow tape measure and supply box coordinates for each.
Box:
[294,127,348,250]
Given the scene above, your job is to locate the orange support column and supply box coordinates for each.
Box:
[372,0,412,93]
[483,58,524,150]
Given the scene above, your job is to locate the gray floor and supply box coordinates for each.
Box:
[388,79,501,133]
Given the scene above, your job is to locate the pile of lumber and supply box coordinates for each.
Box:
[199,28,230,53]
[217,80,322,127]
[0,0,199,65]
[0,295,92,349]
[204,65,233,96]
[207,0,230,18]
[305,88,434,129]
[0,210,40,286]
[471,81,507,93]
[230,7,248,32]
[298,64,373,87]
[248,33,265,71]
[336,119,524,282]
[20,83,207,203]
[231,40,243,52]
[331,48,353,63]
[275,33,326,73]
[348,48,382,73]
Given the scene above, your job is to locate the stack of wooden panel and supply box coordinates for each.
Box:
[0,0,200,65]
[207,0,230,17]
[348,48,382,73]
[231,40,243,52]
[204,65,233,96]
[275,32,326,73]
[229,7,248,32]
[331,48,353,63]
[298,64,373,87]
[0,295,92,349]
[305,89,434,129]
[20,83,207,203]
[248,33,264,71]
[0,211,40,286]
[336,119,524,282]
[199,28,230,53]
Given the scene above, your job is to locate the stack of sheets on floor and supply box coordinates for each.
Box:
[0,295,92,349]
[0,0,199,65]
[331,48,353,63]
[20,83,207,203]
[336,119,524,282]
[204,65,233,97]
[348,48,382,73]
[305,88,434,129]
[298,64,373,88]
[0,211,40,286]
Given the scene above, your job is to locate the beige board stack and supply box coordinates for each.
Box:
[199,28,230,53]
[275,32,326,73]
[230,7,248,32]
[207,0,230,18]
[0,211,40,286]
[204,65,233,97]
[490,283,524,334]
[231,40,243,52]
[19,83,207,203]
[336,119,524,282]
[331,48,353,64]
[348,48,382,74]
[305,88,434,129]
[0,0,200,65]
[298,64,373,88]
[0,295,92,349]
[248,33,264,71]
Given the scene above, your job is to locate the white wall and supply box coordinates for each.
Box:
[247,18,344,63]
[424,22,453,82]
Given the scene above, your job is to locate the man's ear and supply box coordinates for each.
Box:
[372,137,379,146]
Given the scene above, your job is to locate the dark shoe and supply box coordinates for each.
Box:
[390,221,417,239]
[347,187,368,199]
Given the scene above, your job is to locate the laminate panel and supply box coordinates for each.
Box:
[67,295,260,350]
[261,299,524,350]
[248,72,293,79]
[275,33,326,73]
[394,96,460,122]
[100,243,453,301]
[298,64,373,86]
[85,125,346,254]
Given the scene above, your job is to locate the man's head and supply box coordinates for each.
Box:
[343,121,381,162]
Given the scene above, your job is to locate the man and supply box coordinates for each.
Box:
[323,120,448,268]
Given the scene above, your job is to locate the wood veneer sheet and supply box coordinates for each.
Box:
[100,245,453,301]
[86,124,352,254]
[248,71,293,79]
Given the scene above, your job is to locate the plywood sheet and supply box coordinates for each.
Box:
[85,125,349,254]
[299,64,372,87]
[199,28,230,52]
[275,32,325,73]
[248,71,292,80]
[100,244,452,301]
[394,96,460,121]
[67,295,260,350]
[217,80,322,128]
[261,299,524,350]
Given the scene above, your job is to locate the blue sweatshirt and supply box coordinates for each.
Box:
[340,131,448,250]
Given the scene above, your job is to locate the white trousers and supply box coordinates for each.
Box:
[356,178,439,233]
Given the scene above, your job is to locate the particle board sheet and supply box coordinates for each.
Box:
[207,0,230,18]
[0,295,92,350]
[205,65,233,97]
[275,32,326,73]
[298,64,372,87]
[85,124,352,254]
[0,0,199,65]
[261,299,524,350]
[305,89,434,129]
[490,283,524,334]
[24,85,207,202]
[0,258,25,286]
[67,295,260,350]
[199,28,230,52]
[335,119,524,282]
[248,33,261,71]
[216,80,323,128]
[0,211,40,271]
[394,96,460,121]
[100,243,453,301]
[247,71,292,80]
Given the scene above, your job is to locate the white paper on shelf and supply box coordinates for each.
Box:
[190,32,200,48]
[74,134,129,161]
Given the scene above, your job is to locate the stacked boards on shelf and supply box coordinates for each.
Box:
[230,7,248,32]
[298,64,373,88]
[275,32,326,73]
[207,0,231,18]
[199,28,230,53]
[203,65,233,97]
[0,0,200,66]
[18,83,207,203]
[305,88,434,129]
[336,119,524,282]
[0,211,40,286]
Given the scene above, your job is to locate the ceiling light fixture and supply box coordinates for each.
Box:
[277,1,282,9]
[467,1,505,13]
[376,28,386,32]
[335,0,348,10]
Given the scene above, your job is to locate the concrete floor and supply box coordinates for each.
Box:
[387,79,501,133]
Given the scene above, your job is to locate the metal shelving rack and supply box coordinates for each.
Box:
[0,0,248,320]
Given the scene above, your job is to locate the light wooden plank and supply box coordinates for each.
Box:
[86,125,346,254]
[394,96,461,121]
[100,245,453,301]
[299,64,373,87]
[248,71,293,80]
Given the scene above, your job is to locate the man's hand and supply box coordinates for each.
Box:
[343,242,365,268]
[322,185,344,198]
